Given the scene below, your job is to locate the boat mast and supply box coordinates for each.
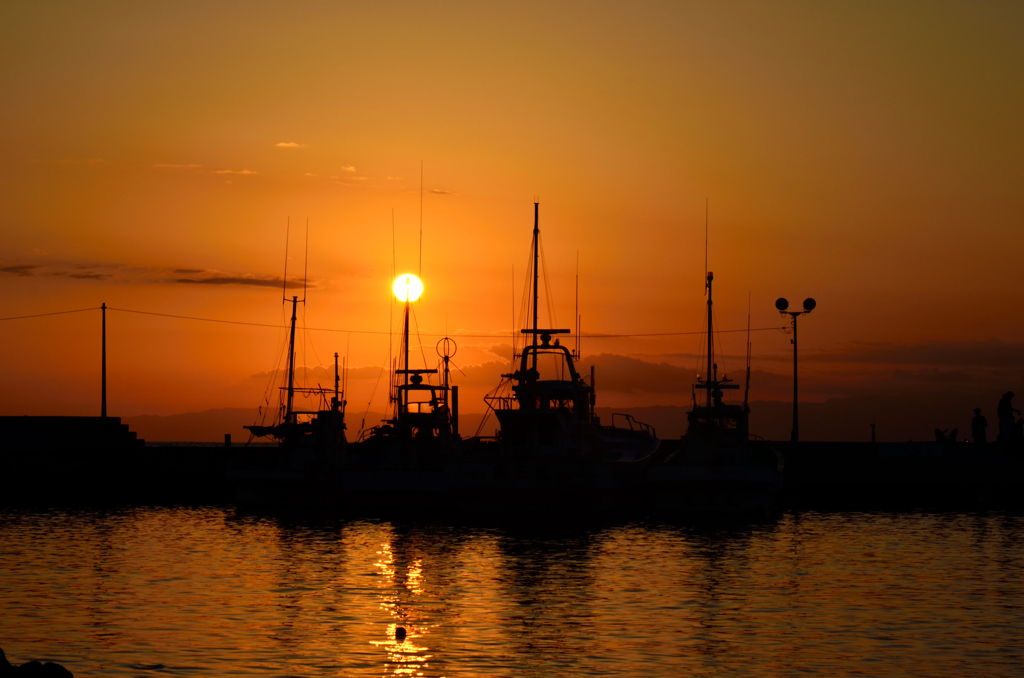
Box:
[706,271,714,408]
[401,293,410,417]
[286,295,298,424]
[532,201,539,372]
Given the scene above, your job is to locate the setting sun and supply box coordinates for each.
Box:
[393,274,423,303]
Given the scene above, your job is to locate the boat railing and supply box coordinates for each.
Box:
[484,395,517,411]
[611,412,656,437]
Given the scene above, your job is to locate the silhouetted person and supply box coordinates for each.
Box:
[935,428,946,442]
[971,408,987,445]
[1014,417,1024,446]
[997,391,1020,442]
[949,427,957,442]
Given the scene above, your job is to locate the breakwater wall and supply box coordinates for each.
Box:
[2,417,1022,510]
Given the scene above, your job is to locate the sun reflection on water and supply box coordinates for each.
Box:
[1,510,1024,676]
[373,539,436,676]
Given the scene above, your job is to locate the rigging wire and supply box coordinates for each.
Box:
[419,160,423,278]
[358,340,393,440]
[694,306,708,382]
[712,300,727,377]
[251,323,290,436]
[410,304,432,384]
[538,234,557,329]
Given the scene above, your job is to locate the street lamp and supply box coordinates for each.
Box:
[776,296,816,443]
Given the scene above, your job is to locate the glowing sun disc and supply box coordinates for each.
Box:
[393,274,423,302]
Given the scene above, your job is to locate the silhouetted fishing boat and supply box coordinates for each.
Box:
[449,203,659,512]
[228,226,350,506]
[228,293,348,506]
[344,276,460,508]
[648,271,783,513]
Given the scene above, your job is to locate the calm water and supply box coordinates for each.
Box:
[1,508,1022,677]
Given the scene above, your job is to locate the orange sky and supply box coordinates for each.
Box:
[2,1,1022,423]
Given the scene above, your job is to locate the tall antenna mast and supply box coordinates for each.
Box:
[532,201,539,371]
[705,200,713,408]
[706,271,714,408]
[282,217,290,302]
[419,161,424,278]
[575,251,580,359]
[334,352,340,409]
[302,218,309,302]
[389,209,396,403]
[286,294,298,423]
[704,198,708,283]
[280,217,300,424]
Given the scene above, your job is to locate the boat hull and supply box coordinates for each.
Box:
[447,444,651,513]
[648,462,782,514]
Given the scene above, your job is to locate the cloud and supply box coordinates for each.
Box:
[327,172,368,182]
[431,188,454,195]
[175,273,309,289]
[213,169,256,175]
[304,173,317,177]
[810,339,1024,369]
[275,142,306,148]
[1,261,121,282]
[153,164,202,169]
[342,165,356,172]
[1,265,39,277]
[0,260,327,291]
[386,176,403,180]
[582,354,692,394]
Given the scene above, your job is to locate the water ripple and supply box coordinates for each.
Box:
[0,509,1022,676]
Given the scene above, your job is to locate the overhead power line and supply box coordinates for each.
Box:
[1,304,787,338]
[0,307,100,321]
[108,306,376,332]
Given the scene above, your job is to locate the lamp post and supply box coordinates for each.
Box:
[776,297,816,443]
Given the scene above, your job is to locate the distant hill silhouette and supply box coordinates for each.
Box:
[600,391,1011,442]
[125,389,1013,443]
